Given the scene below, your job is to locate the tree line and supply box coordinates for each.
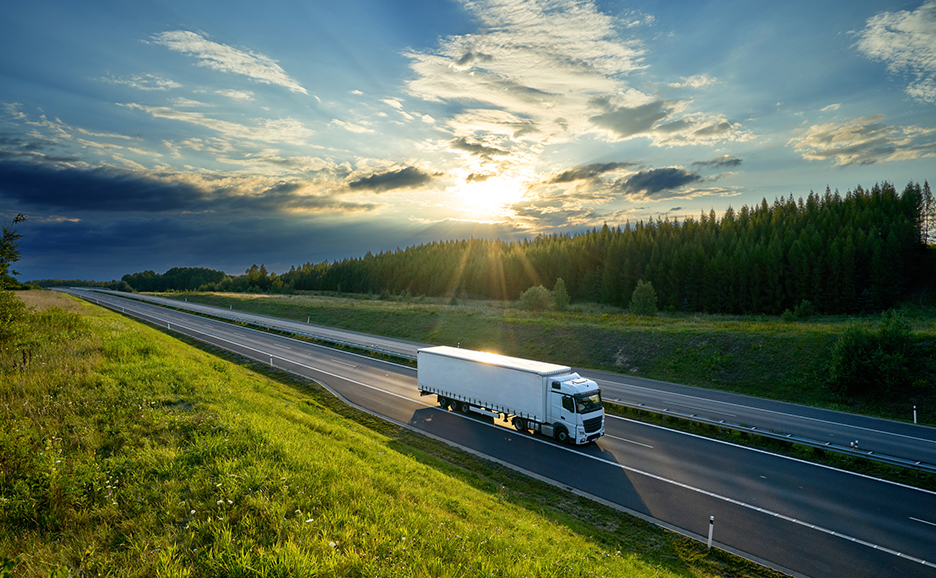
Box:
[275,181,932,314]
[37,180,932,315]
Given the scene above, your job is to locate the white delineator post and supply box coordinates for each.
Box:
[707,516,714,549]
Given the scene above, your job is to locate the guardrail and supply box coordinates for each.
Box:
[606,397,936,476]
[84,289,419,361]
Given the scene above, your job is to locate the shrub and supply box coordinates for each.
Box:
[628,280,658,317]
[827,311,912,397]
[518,285,556,311]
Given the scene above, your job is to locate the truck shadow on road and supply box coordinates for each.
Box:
[404,406,649,522]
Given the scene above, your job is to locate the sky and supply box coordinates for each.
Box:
[1,0,935,281]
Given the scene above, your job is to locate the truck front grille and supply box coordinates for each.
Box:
[583,416,603,433]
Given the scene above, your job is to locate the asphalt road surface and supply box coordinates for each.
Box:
[59,288,936,578]
[88,288,936,470]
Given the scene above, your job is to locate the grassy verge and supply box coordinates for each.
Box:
[0,291,785,577]
[163,291,936,426]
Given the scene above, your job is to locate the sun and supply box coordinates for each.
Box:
[453,175,526,216]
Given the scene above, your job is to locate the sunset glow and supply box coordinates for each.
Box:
[1,0,934,280]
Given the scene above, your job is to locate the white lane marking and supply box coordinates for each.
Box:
[910,517,936,528]
[606,413,936,497]
[596,377,936,446]
[90,295,936,569]
[329,358,359,368]
[605,435,653,448]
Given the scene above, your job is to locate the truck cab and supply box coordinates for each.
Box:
[547,374,605,444]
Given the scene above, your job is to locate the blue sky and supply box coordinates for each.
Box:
[2,0,934,281]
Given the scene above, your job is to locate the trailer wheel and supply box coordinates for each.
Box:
[555,426,570,444]
[458,401,471,414]
[437,396,449,409]
[513,417,526,432]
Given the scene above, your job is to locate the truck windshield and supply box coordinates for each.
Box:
[575,392,602,413]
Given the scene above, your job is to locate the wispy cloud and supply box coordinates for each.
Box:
[330,119,374,134]
[788,114,936,165]
[120,103,314,144]
[691,155,742,169]
[216,89,255,101]
[854,1,936,104]
[101,73,182,91]
[545,162,637,184]
[151,30,308,95]
[668,74,717,89]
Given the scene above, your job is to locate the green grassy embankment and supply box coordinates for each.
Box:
[0,291,784,577]
[166,291,936,426]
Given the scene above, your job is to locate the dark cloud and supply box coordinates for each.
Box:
[588,99,671,139]
[450,137,509,160]
[347,166,437,193]
[466,172,494,183]
[692,155,742,169]
[0,158,207,213]
[546,161,637,184]
[454,50,493,69]
[616,168,703,198]
[0,157,376,216]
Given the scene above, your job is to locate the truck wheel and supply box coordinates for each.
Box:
[513,417,526,432]
[458,402,471,414]
[555,427,570,444]
[437,396,449,409]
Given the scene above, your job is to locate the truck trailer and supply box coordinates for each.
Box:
[417,346,604,445]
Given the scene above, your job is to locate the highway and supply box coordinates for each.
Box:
[60,288,936,578]
[87,289,936,471]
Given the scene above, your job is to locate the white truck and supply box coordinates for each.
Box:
[417,346,604,445]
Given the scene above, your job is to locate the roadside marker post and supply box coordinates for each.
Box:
[914,406,918,424]
[707,516,714,549]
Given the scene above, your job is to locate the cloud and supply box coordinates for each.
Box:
[854,1,936,104]
[588,98,751,145]
[405,0,648,142]
[589,99,672,140]
[820,103,841,112]
[0,155,376,218]
[668,74,716,89]
[121,103,314,144]
[404,0,747,154]
[330,119,374,134]
[545,162,636,183]
[101,73,182,91]
[691,155,742,169]
[347,166,438,192]
[450,137,509,160]
[172,97,210,107]
[216,89,255,101]
[788,114,936,165]
[614,167,704,199]
[151,30,308,95]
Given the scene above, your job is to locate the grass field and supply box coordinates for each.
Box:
[164,291,936,426]
[0,291,785,577]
